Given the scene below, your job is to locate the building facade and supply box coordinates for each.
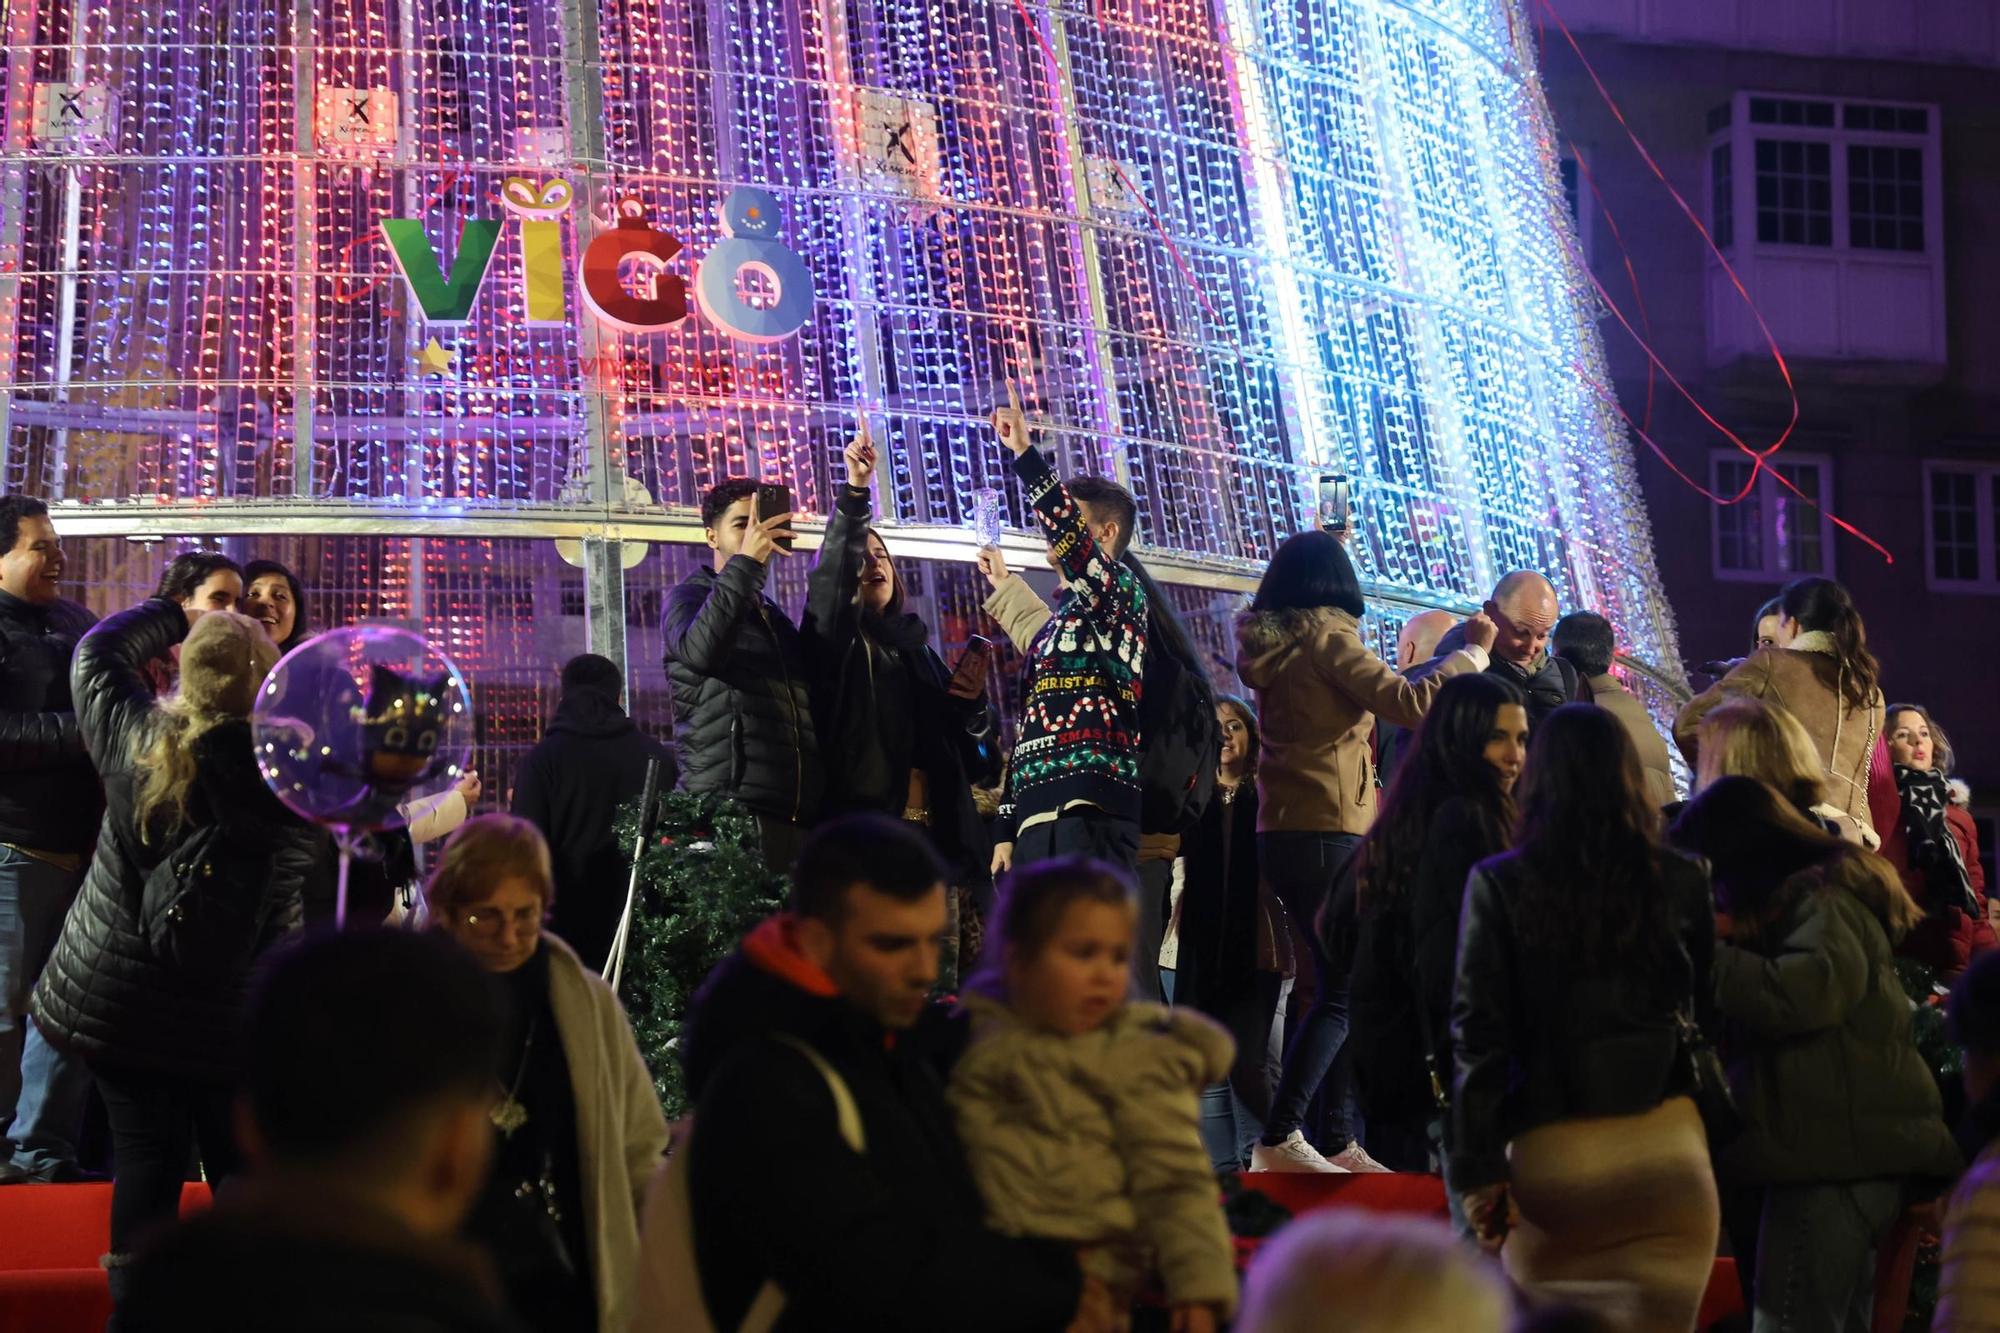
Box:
[1542,2,2000,866]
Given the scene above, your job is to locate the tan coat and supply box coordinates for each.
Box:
[1673,646,1883,834]
[983,573,1054,653]
[947,995,1238,1313]
[1936,1141,2000,1331]
[1235,607,1481,834]
[1589,674,1677,807]
[546,935,671,1333]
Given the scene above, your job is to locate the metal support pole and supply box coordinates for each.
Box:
[289,0,317,498]
[581,535,629,682]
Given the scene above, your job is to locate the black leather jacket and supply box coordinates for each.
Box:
[0,589,101,852]
[661,559,822,824]
[31,599,318,1081]
[1448,847,1714,1189]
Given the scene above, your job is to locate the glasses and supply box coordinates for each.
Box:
[457,903,547,941]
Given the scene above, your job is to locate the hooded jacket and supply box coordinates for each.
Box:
[661,559,821,825]
[0,588,101,853]
[511,687,677,971]
[674,915,1082,1332]
[1708,850,1963,1188]
[31,599,317,1080]
[947,993,1238,1314]
[1235,606,1482,834]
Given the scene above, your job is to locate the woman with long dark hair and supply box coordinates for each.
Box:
[1886,702,1996,977]
[1452,705,1718,1331]
[29,599,318,1325]
[1678,576,1885,839]
[1173,695,1298,1170]
[1235,530,1496,1173]
[801,427,996,897]
[240,558,308,655]
[1348,673,1527,1176]
[1671,777,1960,1329]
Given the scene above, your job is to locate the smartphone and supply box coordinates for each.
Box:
[949,635,994,695]
[754,482,794,551]
[1316,473,1351,534]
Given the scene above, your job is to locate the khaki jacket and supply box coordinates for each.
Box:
[1235,607,1482,834]
[1936,1140,2000,1331]
[983,574,1054,654]
[546,935,671,1333]
[948,995,1238,1313]
[1589,674,1677,807]
[1674,646,1883,834]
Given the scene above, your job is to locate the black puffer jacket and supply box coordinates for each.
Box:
[0,588,101,852]
[661,558,821,824]
[31,599,319,1081]
[1448,847,1714,1189]
[801,486,996,887]
[1433,621,1587,730]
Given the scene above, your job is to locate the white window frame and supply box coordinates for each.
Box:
[1923,460,2000,594]
[1706,92,1942,260]
[1708,449,1837,583]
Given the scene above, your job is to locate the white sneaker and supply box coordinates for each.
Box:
[1249,1131,1352,1174]
[1327,1142,1392,1174]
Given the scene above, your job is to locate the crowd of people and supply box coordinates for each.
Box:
[1,387,1998,1333]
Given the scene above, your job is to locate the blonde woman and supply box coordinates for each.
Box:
[30,598,319,1324]
[1237,1210,1510,1333]
[425,814,667,1333]
[1693,695,1876,848]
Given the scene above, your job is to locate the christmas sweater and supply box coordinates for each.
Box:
[1000,447,1147,839]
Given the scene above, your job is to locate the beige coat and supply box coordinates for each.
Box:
[947,995,1238,1314]
[546,934,671,1333]
[1673,643,1883,834]
[1235,607,1481,834]
[1589,674,1677,807]
[984,573,1054,651]
[1936,1141,2000,1331]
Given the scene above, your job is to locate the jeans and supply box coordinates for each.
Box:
[93,1061,241,1324]
[1257,830,1361,1147]
[1752,1179,1902,1333]
[1197,973,1290,1170]
[1014,807,1141,877]
[1,845,91,1173]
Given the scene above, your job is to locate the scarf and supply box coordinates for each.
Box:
[1895,763,1976,917]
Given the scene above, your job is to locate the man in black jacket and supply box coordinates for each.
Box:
[0,496,100,1185]
[511,653,677,972]
[1429,570,1586,729]
[674,816,1109,1332]
[121,928,525,1333]
[662,480,822,874]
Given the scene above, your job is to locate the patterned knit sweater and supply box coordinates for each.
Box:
[1000,447,1147,839]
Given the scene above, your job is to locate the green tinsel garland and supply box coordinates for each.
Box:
[611,790,787,1118]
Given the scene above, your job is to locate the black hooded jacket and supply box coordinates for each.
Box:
[30,599,318,1081]
[661,558,822,825]
[677,916,1081,1332]
[0,588,101,852]
[510,686,676,972]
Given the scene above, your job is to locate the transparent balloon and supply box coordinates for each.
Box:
[252,626,474,838]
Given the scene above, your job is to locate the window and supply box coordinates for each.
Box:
[1710,450,1835,581]
[1710,144,1733,249]
[1847,145,1923,251]
[1754,139,1832,246]
[1710,93,1934,256]
[1558,153,1592,261]
[1925,462,2000,593]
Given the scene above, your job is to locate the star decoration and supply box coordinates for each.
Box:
[415,337,457,376]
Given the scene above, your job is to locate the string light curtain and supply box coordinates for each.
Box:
[0,0,1685,711]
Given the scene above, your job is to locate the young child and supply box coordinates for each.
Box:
[948,857,1238,1332]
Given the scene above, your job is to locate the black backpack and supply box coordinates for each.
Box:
[1127,556,1221,836]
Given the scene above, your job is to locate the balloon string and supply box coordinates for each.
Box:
[330,168,469,305]
[1529,0,1892,563]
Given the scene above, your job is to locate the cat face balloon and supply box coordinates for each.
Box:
[359,664,451,790]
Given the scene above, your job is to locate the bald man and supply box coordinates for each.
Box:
[1430,571,1587,728]
[1395,610,1457,671]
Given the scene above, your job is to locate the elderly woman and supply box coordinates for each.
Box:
[424,815,668,1333]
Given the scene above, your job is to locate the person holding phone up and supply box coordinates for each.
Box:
[661,477,823,875]
[801,421,999,890]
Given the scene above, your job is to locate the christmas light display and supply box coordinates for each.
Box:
[0,0,1685,789]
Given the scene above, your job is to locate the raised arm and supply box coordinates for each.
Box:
[70,598,186,767]
[1674,650,1777,762]
[1317,620,1491,730]
[992,400,1145,640]
[803,422,877,665]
